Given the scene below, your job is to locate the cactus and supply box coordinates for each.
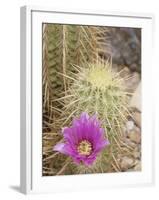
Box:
[58,59,130,132]
[42,24,111,175]
[42,24,109,132]
[53,59,132,173]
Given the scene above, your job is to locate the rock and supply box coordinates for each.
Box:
[120,156,134,171]
[126,72,140,92]
[134,161,141,171]
[130,83,141,112]
[126,120,135,132]
[109,27,141,73]
[134,145,141,153]
[133,111,141,128]
[130,63,138,72]
[133,151,141,159]
[128,129,141,144]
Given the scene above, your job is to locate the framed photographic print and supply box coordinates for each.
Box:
[20,6,154,194]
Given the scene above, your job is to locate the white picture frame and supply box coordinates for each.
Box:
[20,5,154,194]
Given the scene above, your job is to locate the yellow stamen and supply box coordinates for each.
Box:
[77,140,92,156]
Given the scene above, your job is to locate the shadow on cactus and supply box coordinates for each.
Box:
[51,59,133,174]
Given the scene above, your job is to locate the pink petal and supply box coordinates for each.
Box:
[53,143,66,154]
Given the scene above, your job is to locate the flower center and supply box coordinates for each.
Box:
[77,140,92,156]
